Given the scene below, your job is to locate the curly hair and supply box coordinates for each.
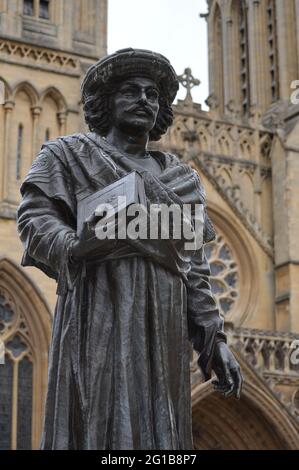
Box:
[82,79,174,141]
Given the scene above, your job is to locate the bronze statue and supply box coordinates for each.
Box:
[17,48,242,450]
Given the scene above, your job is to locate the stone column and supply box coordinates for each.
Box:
[275,0,298,100]
[247,0,270,112]
[1,101,14,202]
[31,106,42,157]
[207,3,224,116]
[222,14,233,111]
[57,111,68,135]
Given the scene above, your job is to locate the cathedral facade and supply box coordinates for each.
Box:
[0,0,298,449]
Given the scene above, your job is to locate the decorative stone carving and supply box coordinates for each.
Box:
[191,153,273,257]
[0,39,79,75]
[157,108,274,256]
[205,93,219,110]
[225,99,241,120]
[262,100,289,130]
[191,325,299,429]
[229,327,299,420]
[178,67,201,103]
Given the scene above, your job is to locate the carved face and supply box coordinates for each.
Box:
[108,76,160,136]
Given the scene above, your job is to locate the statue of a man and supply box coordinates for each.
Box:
[17,48,242,450]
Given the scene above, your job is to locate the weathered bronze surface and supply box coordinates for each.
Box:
[17,48,242,450]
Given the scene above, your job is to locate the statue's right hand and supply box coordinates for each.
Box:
[70,213,117,261]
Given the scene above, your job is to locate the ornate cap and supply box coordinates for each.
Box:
[81,48,179,105]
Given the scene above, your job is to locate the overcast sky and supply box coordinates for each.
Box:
[108,0,209,108]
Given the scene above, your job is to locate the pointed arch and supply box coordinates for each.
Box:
[216,130,232,156]
[8,84,36,192]
[240,171,254,214]
[169,117,185,147]
[239,137,252,159]
[0,77,12,101]
[209,0,222,30]
[39,87,68,143]
[0,257,51,449]
[196,126,209,152]
[219,166,233,187]
[0,77,12,192]
[206,202,258,326]
[191,350,299,449]
[12,82,39,108]
[40,86,68,113]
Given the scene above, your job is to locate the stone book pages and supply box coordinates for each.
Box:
[77,170,146,242]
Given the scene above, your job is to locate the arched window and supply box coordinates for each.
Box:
[16,124,23,181]
[0,260,51,450]
[0,292,33,449]
[45,128,50,141]
[9,89,33,203]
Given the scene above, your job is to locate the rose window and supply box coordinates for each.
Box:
[204,233,239,315]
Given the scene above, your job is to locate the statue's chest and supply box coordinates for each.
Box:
[70,150,123,205]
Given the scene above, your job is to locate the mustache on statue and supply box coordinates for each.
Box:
[127,105,154,117]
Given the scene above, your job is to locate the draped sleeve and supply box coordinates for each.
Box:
[186,243,226,381]
[17,143,81,295]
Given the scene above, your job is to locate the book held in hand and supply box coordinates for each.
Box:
[77,171,147,243]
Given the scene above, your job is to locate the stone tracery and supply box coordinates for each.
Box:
[205,232,239,316]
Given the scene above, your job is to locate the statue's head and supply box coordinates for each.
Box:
[80,48,179,141]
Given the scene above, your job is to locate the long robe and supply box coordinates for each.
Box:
[17,132,223,450]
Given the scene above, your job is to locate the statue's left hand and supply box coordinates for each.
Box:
[211,342,243,399]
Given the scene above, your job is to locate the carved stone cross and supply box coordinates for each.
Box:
[178,67,200,102]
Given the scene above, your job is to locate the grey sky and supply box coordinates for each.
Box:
[108,0,209,108]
